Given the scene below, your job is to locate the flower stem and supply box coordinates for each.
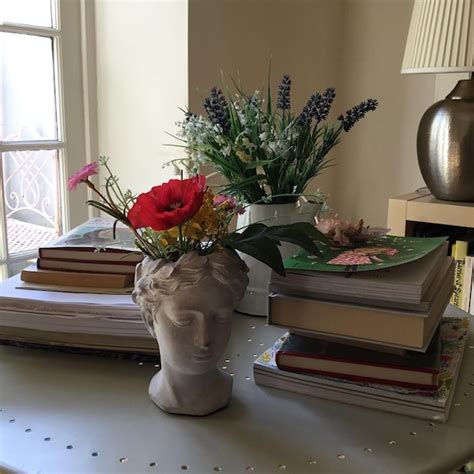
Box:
[178,225,184,253]
[84,179,109,204]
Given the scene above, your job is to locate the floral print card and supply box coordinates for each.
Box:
[284,235,448,273]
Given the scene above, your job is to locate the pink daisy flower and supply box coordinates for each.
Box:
[68,162,99,191]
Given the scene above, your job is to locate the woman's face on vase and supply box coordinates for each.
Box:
[155,276,233,375]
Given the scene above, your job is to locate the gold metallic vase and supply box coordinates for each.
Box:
[417,77,474,202]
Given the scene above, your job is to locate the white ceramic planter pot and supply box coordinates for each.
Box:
[235,200,320,317]
[133,250,248,416]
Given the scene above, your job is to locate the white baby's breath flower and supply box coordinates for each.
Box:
[267,141,278,153]
[238,112,247,126]
[242,137,255,150]
[222,144,232,156]
[215,135,226,145]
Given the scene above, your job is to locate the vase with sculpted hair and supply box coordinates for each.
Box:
[133,250,248,416]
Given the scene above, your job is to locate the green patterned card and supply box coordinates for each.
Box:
[284,235,448,273]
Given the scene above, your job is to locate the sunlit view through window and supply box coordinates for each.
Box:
[2,0,54,28]
[0,0,63,276]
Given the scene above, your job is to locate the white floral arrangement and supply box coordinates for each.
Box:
[172,75,378,205]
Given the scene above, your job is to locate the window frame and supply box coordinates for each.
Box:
[0,0,94,275]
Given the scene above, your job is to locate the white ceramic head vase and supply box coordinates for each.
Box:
[133,250,248,416]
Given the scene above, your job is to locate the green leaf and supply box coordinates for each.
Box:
[223,221,328,275]
[261,223,323,256]
[225,234,285,276]
[244,158,278,171]
[233,222,269,242]
[266,59,273,116]
[221,174,267,194]
[238,222,327,247]
[112,219,119,240]
[234,222,325,257]
[104,176,117,208]
[86,200,123,221]
[274,222,330,245]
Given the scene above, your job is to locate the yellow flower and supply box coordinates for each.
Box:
[236,149,252,163]
[168,221,205,241]
[165,190,230,245]
[157,232,177,247]
[191,189,221,236]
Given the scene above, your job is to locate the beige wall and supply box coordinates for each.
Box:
[94,0,450,227]
[188,0,442,227]
[188,0,344,195]
[331,0,436,226]
[95,0,187,194]
[435,73,470,100]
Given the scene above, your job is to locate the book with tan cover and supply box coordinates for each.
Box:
[268,258,454,351]
[21,265,134,289]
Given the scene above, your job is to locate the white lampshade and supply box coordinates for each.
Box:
[401,0,474,74]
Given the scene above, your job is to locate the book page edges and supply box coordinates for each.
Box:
[268,260,454,348]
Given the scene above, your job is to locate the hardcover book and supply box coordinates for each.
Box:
[268,257,454,351]
[255,309,469,422]
[276,329,441,390]
[21,265,134,289]
[37,258,138,275]
[39,217,143,264]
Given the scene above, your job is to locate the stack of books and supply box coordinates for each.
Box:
[20,218,143,293]
[0,218,154,355]
[254,241,470,422]
[0,272,155,354]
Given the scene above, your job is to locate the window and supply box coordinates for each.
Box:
[0,0,91,278]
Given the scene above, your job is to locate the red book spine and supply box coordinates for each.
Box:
[38,256,139,266]
[276,351,438,374]
[276,362,438,391]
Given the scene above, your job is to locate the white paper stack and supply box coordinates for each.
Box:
[0,274,155,354]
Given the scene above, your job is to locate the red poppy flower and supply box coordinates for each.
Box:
[128,176,206,231]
